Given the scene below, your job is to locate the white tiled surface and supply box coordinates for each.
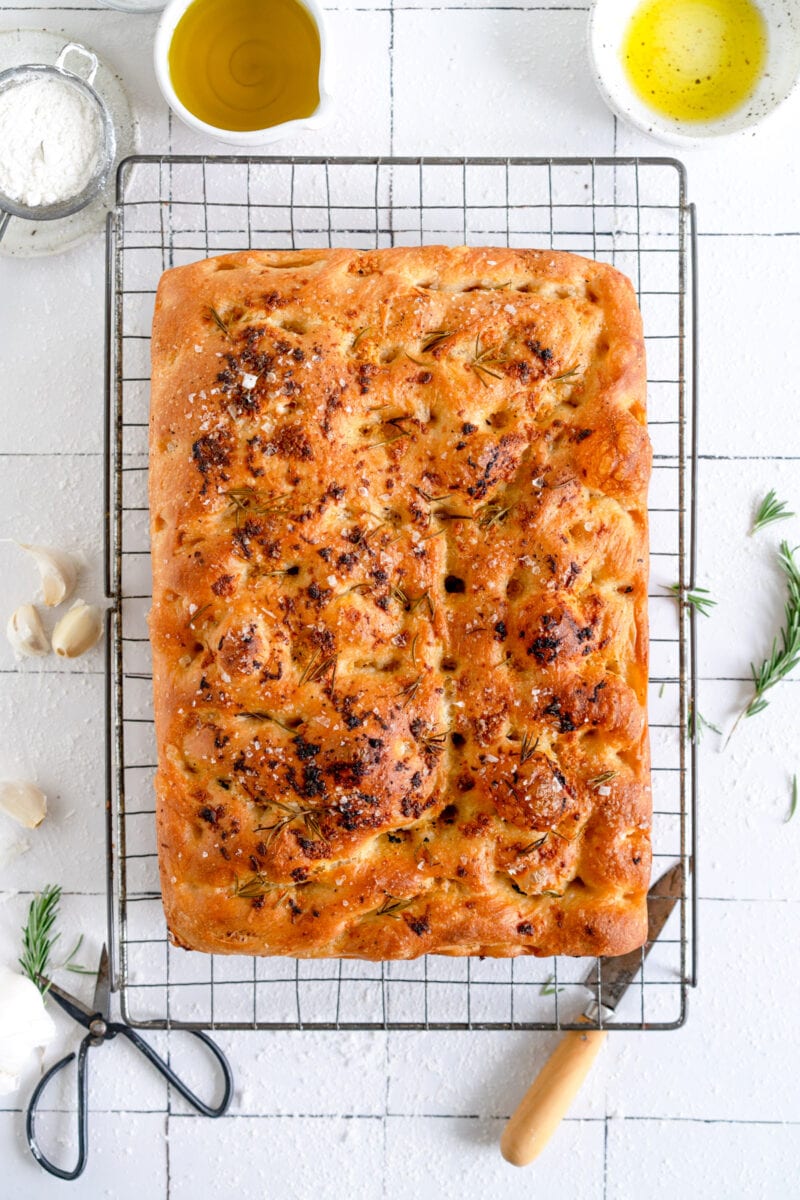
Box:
[1,2,799,1197]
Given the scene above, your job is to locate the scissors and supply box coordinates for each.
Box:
[26,945,233,1181]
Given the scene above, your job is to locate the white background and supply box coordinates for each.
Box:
[1,2,799,1197]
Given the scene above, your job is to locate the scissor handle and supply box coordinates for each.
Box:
[111,1024,233,1117]
[26,1035,92,1181]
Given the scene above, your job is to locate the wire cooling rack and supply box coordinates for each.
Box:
[104,156,697,1032]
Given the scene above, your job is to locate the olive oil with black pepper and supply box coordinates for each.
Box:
[622,0,767,123]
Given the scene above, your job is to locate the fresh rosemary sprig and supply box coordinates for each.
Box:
[19,885,91,994]
[750,489,794,536]
[687,703,721,744]
[667,582,716,618]
[786,775,798,823]
[728,540,800,740]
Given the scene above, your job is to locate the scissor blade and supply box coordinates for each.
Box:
[37,976,97,1028]
[581,861,685,1016]
[92,944,111,1018]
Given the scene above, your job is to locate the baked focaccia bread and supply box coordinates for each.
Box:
[149,245,651,960]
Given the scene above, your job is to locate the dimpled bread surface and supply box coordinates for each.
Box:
[149,245,651,959]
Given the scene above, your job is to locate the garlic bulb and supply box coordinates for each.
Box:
[51,599,103,658]
[0,967,55,1095]
[0,781,47,829]
[16,543,77,607]
[6,604,50,657]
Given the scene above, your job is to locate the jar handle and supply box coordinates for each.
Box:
[55,42,99,87]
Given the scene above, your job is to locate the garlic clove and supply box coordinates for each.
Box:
[0,967,55,1095]
[16,543,77,607]
[0,781,47,829]
[6,604,50,657]
[51,599,103,658]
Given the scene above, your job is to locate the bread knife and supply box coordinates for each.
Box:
[500,861,684,1167]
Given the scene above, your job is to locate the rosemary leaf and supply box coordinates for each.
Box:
[476,501,515,530]
[208,306,231,339]
[539,974,565,996]
[352,326,374,349]
[667,582,716,618]
[786,775,798,823]
[373,895,416,918]
[234,873,311,900]
[519,731,539,766]
[751,488,794,536]
[688,702,721,744]
[469,335,506,386]
[299,649,338,686]
[398,674,423,708]
[254,799,330,846]
[420,329,454,353]
[519,834,548,853]
[236,711,297,733]
[185,602,212,629]
[589,770,618,789]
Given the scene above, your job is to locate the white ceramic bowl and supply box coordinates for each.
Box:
[154,0,332,146]
[589,0,800,145]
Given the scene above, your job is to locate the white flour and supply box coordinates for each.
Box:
[0,76,103,208]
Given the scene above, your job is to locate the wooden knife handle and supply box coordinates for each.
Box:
[500,1019,608,1167]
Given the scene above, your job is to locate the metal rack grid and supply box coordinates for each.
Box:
[105,155,697,1033]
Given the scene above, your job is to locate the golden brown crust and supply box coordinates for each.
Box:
[149,246,651,960]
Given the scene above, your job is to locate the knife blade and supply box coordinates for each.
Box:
[581,860,685,1023]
